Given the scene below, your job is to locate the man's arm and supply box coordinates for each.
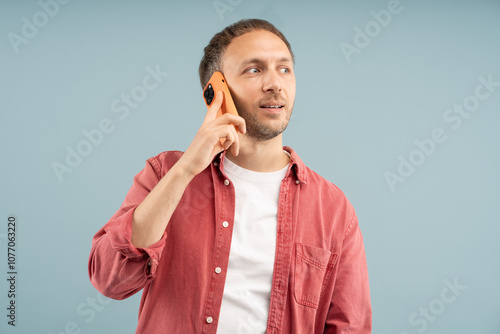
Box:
[88,158,169,300]
[132,91,245,248]
[324,213,372,333]
[88,91,246,299]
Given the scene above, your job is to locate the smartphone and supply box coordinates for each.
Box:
[203,71,239,118]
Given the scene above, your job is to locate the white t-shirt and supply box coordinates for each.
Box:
[216,156,289,334]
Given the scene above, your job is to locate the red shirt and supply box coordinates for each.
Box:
[88,146,372,333]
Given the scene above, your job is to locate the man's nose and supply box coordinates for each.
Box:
[262,70,282,93]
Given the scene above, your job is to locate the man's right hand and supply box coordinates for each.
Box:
[175,91,246,179]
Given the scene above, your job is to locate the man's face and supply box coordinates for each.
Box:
[220,29,296,142]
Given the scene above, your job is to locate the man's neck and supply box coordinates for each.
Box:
[225,134,290,172]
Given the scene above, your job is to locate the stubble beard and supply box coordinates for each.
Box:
[233,97,293,142]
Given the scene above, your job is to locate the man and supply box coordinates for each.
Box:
[88,18,371,333]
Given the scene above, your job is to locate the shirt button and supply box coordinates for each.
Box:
[295,180,300,184]
[215,267,222,274]
[222,221,229,228]
[214,162,219,166]
[206,316,213,324]
[224,179,230,186]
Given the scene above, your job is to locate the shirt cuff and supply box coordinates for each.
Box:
[104,207,167,276]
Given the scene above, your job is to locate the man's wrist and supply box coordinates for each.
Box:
[167,161,196,186]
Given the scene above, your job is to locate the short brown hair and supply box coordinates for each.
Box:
[198,18,295,89]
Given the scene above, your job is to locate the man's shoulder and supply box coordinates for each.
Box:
[145,150,185,178]
[288,146,349,201]
[148,150,184,164]
[302,164,350,202]
[295,155,358,237]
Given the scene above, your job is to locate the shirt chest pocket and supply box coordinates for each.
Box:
[294,243,338,309]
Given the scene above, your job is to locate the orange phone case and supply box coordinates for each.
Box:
[203,71,239,118]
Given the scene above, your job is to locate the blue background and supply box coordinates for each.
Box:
[1,0,499,333]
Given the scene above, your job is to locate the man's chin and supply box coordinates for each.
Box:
[235,106,291,141]
[244,122,288,142]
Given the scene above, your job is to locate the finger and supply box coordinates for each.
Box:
[203,91,224,123]
[222,126,236,150]
[213,113,246,134]
[230,129,240,156]
[212,140,225,156]
[225,125,240,156]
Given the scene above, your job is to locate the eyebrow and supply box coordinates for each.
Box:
[239,56,293,67]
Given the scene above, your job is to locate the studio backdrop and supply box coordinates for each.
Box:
[1,0,499,333]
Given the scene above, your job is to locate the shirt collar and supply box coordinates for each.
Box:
[283,146,307,184]
[213,146,307,184]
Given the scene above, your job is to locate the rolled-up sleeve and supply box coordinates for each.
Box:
[325,212,372,333]
[88,158,167,300]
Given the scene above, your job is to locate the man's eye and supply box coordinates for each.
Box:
[280,68,290,73]
[247,68,258,73]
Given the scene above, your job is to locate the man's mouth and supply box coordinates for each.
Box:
[260,103,285,110]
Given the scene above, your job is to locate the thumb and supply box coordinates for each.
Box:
[203,91,224,123]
